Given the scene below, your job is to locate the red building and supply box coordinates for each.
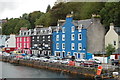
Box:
[16,36,31,54]
[16,27,33,54]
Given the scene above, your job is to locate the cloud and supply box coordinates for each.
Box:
[0,0,56,19]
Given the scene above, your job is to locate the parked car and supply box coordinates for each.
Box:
[39,57,49,62]
[112,59,119,66]
[89,58,101,64]
[80,61,98,67]
[48,57,60,63]
[2,52,10,56]
[23,55,31,60]
[60,59,71,64]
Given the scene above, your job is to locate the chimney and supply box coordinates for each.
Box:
[110,23,114,30]
[91,14,101,23]
[66,14,73,22]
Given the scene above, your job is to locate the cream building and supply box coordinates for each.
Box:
[105,23,120,52]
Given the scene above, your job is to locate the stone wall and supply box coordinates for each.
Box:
[0,56,96,78]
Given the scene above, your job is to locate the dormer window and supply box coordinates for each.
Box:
[71,26,75,32]
[41,30,43,33]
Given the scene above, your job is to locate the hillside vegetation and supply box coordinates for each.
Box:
[2,2,120,35]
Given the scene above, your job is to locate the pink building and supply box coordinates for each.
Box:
[16,27,34,54]
[16,36,31,54]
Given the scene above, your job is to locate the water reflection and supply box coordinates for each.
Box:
[1,61,94,79]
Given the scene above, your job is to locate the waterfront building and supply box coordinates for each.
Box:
[52,15,87,59]
[16,27,33,54]
[5,34,16,48]
[31,26,52,56]
[78,14,105,54]
[0,35,6,48]
[105,23,120,53]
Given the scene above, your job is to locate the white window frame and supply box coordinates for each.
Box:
[78,43,82,50]
[78,33,82,40]
[78,28,81,32]
[48,36,50,38]
[56,35,59,41]
[71,34,75,41]
[71,26,75,32]
[62,34,65,41]
[20,38,22,42]
[37,36,39,39]
[56,43,59,49]
[17,38,19,42]
[27,37,29,42]
[62,43,65,49]
[62,27,65,33]
[71,43,75,50]
[24,38,26,42]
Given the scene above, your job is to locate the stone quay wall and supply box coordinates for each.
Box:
[1,56,97,78]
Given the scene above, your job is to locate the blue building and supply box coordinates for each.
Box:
[52,15,87,59]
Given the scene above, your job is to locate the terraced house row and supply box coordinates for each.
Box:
[1,14,111,59]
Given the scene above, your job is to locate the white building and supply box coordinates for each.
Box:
[105,23,120,53]
[5,34,16,48]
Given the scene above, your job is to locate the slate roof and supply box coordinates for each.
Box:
[75,19,93,29]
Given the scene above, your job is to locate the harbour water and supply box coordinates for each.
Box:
[0,61,94,79]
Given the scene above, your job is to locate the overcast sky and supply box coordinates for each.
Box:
[0,0,56,19]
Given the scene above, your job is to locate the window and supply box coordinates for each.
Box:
[62,27,65,33]
[71,34,75,40]
[37,36,39,39]
[43,36,45,38]
[62,43,65,49]
[27,43,29,48]
[78,33,82,40]
[71,26,75,32]
[62,34,65,41]
[71,43,75,50]
[24,38,26,42]
[24,43,26,48]
[56,35,59,41]
[78,28,81,32]
[78,43,82,50]
[114,41,116,46]
[27,37,29,41]
[17,38,19,42]
[32,37,34,39]
[41,30,43,33]
[56,43,59,49]
[48,36,50,38]
[20,38,22,42]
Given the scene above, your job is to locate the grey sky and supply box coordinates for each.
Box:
[0,0,56,19]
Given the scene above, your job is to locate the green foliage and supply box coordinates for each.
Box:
[14,19,31,34]
[2,2,120,35]
[100,2,120,28]
[28,11,44,28]
[35,12,52,27]
[2,18,20,35]
[105,44,115,56]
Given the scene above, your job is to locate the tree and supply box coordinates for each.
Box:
[2,18,20,35]
[28,11,44,28]
[105,44,115,56]
[46,5,51,13]
[21,13,29,20]
[100,2,120,30]
[14,19,31,34]
[35,12,52,27]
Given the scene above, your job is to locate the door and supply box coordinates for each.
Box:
[62,51,65,58]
